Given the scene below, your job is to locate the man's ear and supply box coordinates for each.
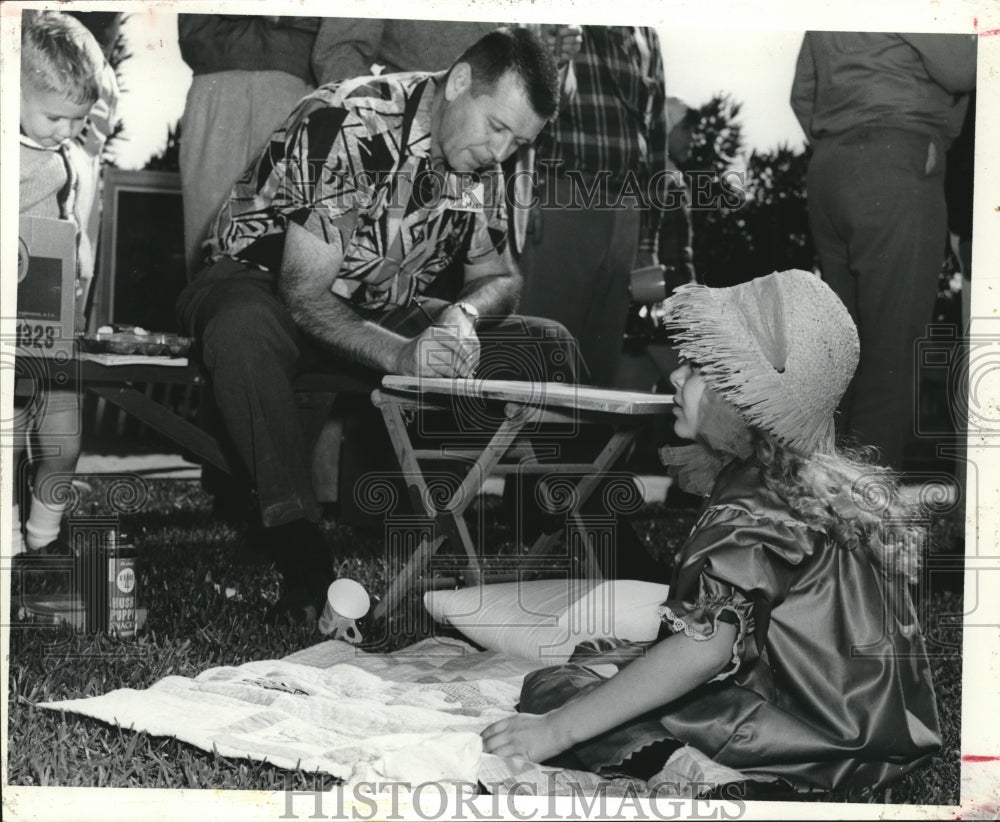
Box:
[444,62,472,101]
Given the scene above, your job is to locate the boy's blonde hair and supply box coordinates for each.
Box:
[21,10,105,105]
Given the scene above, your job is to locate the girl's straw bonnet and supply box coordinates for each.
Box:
[662,269,860,455]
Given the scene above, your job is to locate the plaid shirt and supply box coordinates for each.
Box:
[536,26,669,252]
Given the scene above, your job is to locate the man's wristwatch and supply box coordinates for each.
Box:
[453,301,480,322]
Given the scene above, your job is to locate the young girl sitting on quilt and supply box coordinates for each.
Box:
[482,269,941,794]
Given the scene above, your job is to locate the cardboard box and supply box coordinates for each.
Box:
[16,216,77,359]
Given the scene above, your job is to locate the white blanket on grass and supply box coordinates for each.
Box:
[37,636,748,793]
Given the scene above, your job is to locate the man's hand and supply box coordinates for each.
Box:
[527,24,583,68]
[547,25,583,67]
[393,304,481,377]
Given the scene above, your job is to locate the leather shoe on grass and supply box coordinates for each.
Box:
[266,580,328,627]
[261,519,333,627]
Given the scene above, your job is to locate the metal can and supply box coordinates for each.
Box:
[74,520,138,636]
[107,529,138,637]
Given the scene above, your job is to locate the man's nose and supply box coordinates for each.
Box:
[490,133,515,163]
[669,365,687,390]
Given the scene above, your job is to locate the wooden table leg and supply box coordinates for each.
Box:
[371,392,531,620]
[372,389,647,617]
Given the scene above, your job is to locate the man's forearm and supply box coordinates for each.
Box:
[280,223,514,375]
[459,251,522,315]
[284,282,410,373]
[455,275,520,316]
[279,221,408,372]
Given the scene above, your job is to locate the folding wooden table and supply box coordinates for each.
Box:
[371,376,675,620]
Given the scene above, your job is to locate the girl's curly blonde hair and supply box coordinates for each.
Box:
[751,431,927,585]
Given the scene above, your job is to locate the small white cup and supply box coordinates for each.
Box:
[318,579,371,643]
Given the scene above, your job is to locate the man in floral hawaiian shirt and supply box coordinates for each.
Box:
[177,28,572,622]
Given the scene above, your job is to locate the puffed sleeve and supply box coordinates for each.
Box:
[659,503,816,683]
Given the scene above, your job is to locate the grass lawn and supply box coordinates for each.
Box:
[5,475,964,804]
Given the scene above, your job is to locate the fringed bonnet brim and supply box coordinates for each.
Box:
[662,270,860,458]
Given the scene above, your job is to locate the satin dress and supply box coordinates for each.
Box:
[519,459,942,792]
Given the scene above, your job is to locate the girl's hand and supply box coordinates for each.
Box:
[481,712,572,763]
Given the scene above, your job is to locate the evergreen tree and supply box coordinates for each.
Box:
[144,124,182,173]
[679,93,815,287]
[677,94,754,287]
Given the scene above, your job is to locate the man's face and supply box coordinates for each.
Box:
[437,65,546,173]
[20,85,93,148]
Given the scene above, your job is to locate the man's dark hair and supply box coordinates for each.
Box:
[453,27,559,120]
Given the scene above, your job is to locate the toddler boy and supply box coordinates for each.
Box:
[14,11,107,558]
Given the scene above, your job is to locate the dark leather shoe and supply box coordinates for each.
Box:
[266,586,324,627]
[262,520,333,626]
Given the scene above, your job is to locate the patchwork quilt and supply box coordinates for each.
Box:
[38,636,747,795]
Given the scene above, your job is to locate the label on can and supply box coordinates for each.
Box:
[107,551,137,637]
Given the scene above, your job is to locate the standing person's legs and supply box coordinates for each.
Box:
[10,411,30,556]
[179,71,310,277]
[519,179,639,388]
[851,147,945,472]
[580,205,641,389]
[23,392,82,553]
[807,142,859,438]
[811,133,946,471]
[178,264,331,618]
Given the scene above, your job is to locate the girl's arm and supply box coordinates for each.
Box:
[482,623,738,763]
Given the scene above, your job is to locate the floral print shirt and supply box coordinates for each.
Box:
[207,71,508,312]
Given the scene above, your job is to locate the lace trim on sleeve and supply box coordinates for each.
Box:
[657,602,747,683]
